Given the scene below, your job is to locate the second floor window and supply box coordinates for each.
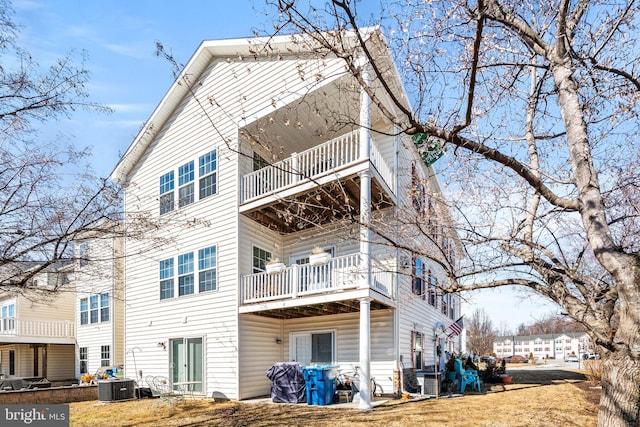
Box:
[160,245,218,299]
[160,258,175,300]
[80,293,109,325]
[199,150,217,200]
[178,252,195,296]
[198,246,217,292]
[159,171,175,215]
[1,303,15,332]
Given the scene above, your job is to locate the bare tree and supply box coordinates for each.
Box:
[0,0,121,292]
[267,1,640,425]
[466,308,496,356]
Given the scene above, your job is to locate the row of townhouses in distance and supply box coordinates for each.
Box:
[493,332,594,361]
[0,29,463,405]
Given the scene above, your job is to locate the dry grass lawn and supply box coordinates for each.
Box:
[70,369,599,426]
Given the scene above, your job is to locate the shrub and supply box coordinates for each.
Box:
[583,359,603,385]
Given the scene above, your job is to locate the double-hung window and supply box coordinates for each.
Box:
[160,258,175,300]
[100,293,110,322]
[80,299,89,325]
[252,246,272,273]
[198,245,217,292]
[178,252,195,296]
[160,171,175,215]
[178,161,195,207]
[79,347,88,374]
[101,345,110,367]
[90,295,99,323]
[199,150,217,199]
[1,303,15,332]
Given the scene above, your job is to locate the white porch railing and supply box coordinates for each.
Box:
[241,253,394,304]
[241,130,394,203]
[0,318,75,339]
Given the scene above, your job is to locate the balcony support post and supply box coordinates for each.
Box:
[358,67,373,410]
[358,296,373,409]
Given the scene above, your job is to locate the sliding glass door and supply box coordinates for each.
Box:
[170,337,203,393]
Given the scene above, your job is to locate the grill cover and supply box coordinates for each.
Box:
[265,362,306,403]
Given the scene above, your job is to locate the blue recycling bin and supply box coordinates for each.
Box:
[302,365,337,406]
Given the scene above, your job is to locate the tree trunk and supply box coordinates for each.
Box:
[598,351,640,427]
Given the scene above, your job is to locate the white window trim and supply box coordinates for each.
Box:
[289,329,336,365]
[158,148,219,216]
[159,244,218,301]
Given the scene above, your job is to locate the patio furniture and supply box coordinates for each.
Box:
[453,359,481,393]
[149,376,185,406]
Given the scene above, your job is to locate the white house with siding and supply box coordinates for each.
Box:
[0,265,76,383]
[111,29,461,407]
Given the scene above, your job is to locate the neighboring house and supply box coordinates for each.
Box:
[0,264,76,382]
[111,29,461,404]
[493,332,593,360]
[72,226,125,379]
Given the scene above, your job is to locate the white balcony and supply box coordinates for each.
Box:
[240,253,395,317]
[0,318,76,344]
[239,131,396,232]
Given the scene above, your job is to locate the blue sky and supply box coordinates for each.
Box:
[11,0,559,331]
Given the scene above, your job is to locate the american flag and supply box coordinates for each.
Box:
[447,316,464,338]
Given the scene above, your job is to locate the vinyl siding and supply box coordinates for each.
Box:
[13,287,75,324]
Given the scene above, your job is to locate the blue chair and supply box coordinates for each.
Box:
[453,358,481,393]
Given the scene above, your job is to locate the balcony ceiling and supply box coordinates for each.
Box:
[241,75,388,159]
[248,299,390,320]
[243,175,393,234]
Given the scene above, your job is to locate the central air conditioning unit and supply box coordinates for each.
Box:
[98,379,136,402]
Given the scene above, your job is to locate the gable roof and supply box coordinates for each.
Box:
[109,28,406,184]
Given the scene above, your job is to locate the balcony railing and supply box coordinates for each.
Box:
[0,318,75,339]
[241,130,395,203]
[241,253,394,304]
